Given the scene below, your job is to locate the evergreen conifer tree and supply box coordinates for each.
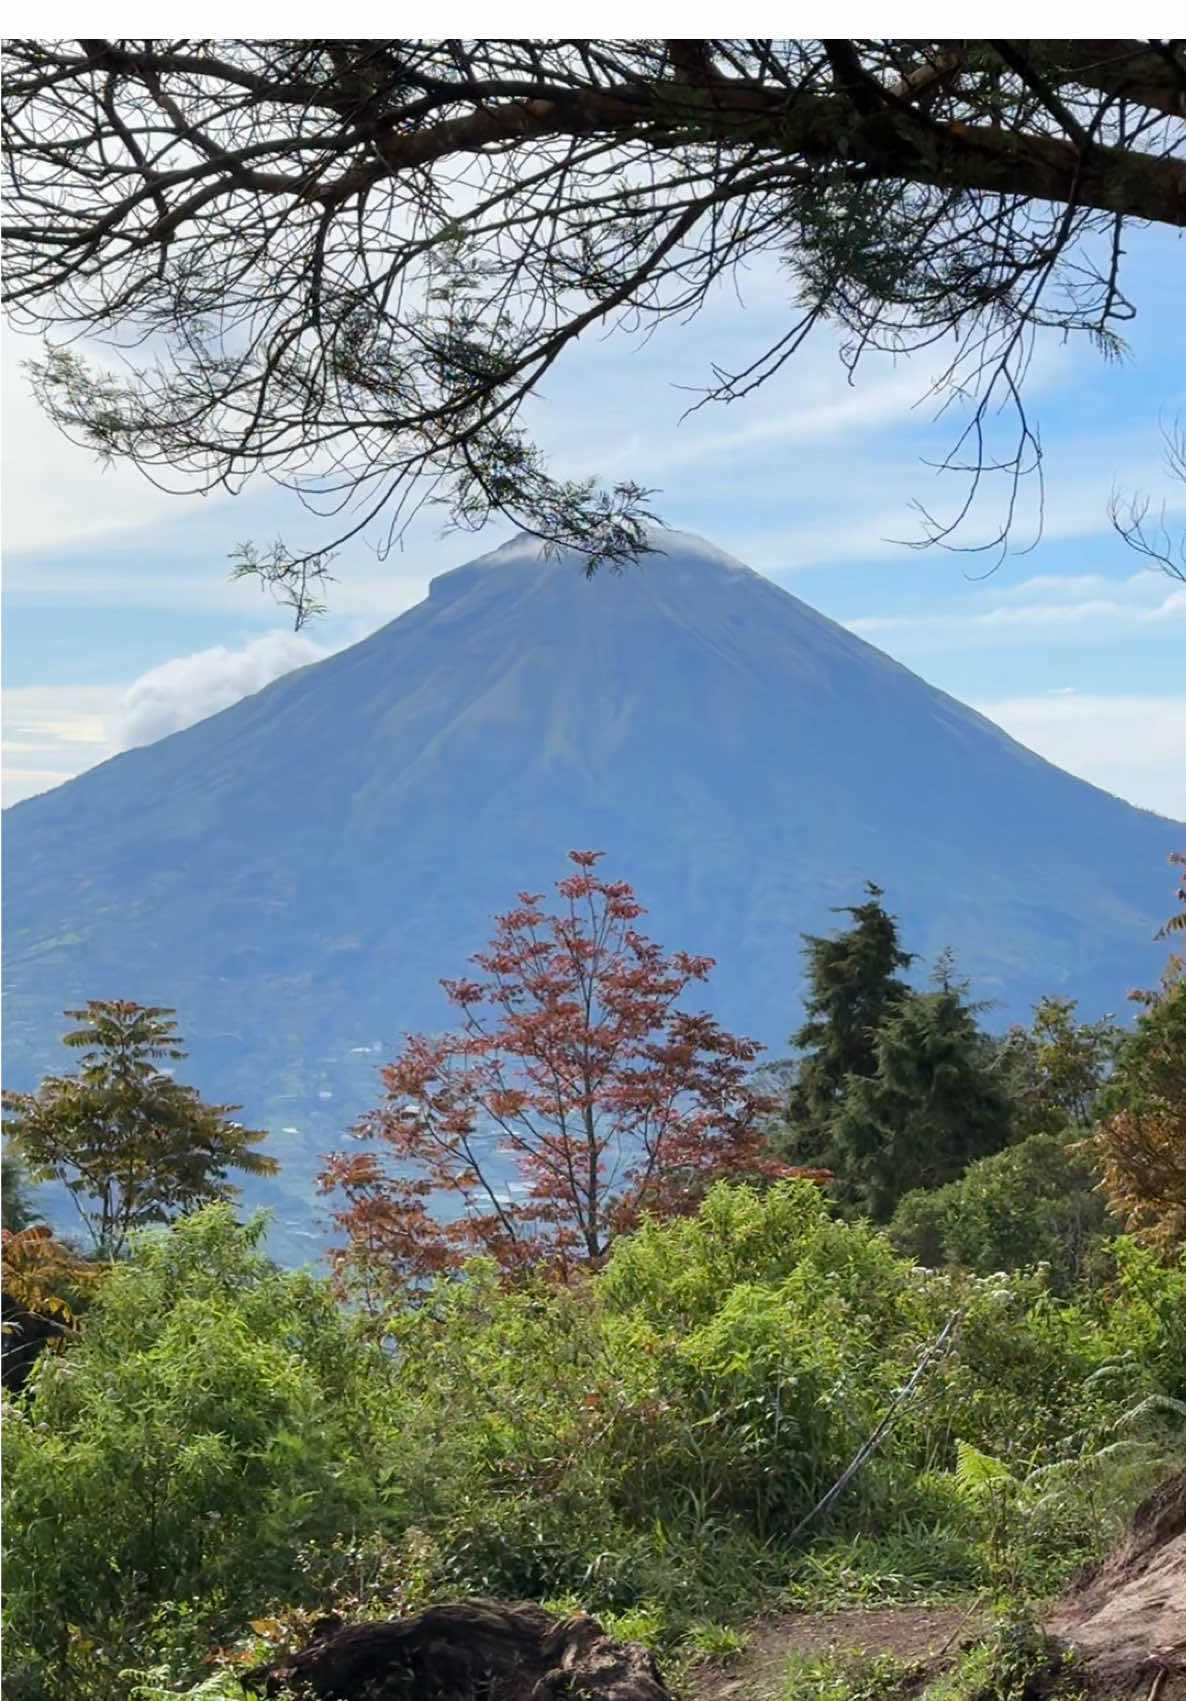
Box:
[777,883,913,1165]
[825,965,1017,1219]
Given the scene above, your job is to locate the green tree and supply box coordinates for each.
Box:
[2,1144,40,1233]
[997,995,1120,1137]
[825,966,1016,1219]
[889,1132,1115,1290]
[778,883,913,1165]
[5,41,1184,608]
[2,1001,276,1259]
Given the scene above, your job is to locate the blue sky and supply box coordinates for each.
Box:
[4,222,1185,819]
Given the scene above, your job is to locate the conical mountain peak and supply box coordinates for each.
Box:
[426,524,759,607]
[3,528,1178,1256]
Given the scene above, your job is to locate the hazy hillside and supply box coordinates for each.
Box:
[4,529,1179,1251]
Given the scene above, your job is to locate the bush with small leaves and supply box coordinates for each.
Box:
[888,1134,1115,1291]
[1,1207,394,1701]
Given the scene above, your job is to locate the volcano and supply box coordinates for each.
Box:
[3,530,1178,1249]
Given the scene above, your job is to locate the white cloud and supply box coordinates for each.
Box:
[972,693,1186,819]
[610,359,931,478]
[2,634,344,803]
[848,579,1186,645]
[117,631,337,749]
[987,571,1125,601]
[1,336,220,554]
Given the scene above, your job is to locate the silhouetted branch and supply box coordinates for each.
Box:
[1109,420,1186,583]
[3,38,1184,613]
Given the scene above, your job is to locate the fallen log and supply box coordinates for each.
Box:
[244,1598,671,1701]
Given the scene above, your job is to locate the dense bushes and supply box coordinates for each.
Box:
[352,1183,1182,1633]
[1,1209,395,1701]
[4,1187,1183,1700]
[888,1134,1116,1290]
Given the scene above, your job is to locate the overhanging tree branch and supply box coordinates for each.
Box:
[1109,418,1186,582]
[3,37,1184,614]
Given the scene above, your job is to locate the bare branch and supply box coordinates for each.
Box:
[1109,419,1186,582]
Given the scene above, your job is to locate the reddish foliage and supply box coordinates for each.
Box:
[1158,848,1186,938]
[320,852,813,1301]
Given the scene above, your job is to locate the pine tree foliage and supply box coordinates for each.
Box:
[826,973,1016,1219]
[5,40,1185,605]
[781,882,913,1157]
[774,892,1016,1217]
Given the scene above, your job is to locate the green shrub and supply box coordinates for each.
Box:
[6,1183,1181,1693]
[1,1207,393,1701]
[921,1612,1075,1701]
[375,1185,1181,1629]
[888,1134,1114,1291]
[1109,1235,1186,1397]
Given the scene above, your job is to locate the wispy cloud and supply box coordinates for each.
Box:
[972,692,1186,819]
[848,581,1186,644]
[2,546,439,626]
[745,427,1186,576]
[606,360,932,478]
[2,338,225,554]
[2,684,124,804]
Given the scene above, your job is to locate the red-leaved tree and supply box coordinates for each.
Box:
[320,852,814,1301]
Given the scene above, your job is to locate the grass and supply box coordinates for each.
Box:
[775,1649,922,1701]
[782,1530,983,1611]
[919,1614,1083,1701]
[682,1621,751,1663]
[771,1612,1085,1701]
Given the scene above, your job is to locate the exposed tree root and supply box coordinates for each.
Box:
[245,1598,671,1701]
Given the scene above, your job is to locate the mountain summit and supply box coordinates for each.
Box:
[4,529,1178,1236]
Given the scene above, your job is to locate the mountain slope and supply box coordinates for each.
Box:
[4,530,1179,1243]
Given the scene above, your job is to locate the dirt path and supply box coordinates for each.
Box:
[685,1604,987,1701]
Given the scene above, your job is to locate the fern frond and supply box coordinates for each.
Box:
[1113,1393,1186,1431]
[954,1439,1017,1495]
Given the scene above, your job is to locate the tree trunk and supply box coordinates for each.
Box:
[245,1599,671,1701]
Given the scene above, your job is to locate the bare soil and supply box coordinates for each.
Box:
[688,1471,1186,1701]
[684,1605,988,1701]
[1049,1467,1186,1701]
